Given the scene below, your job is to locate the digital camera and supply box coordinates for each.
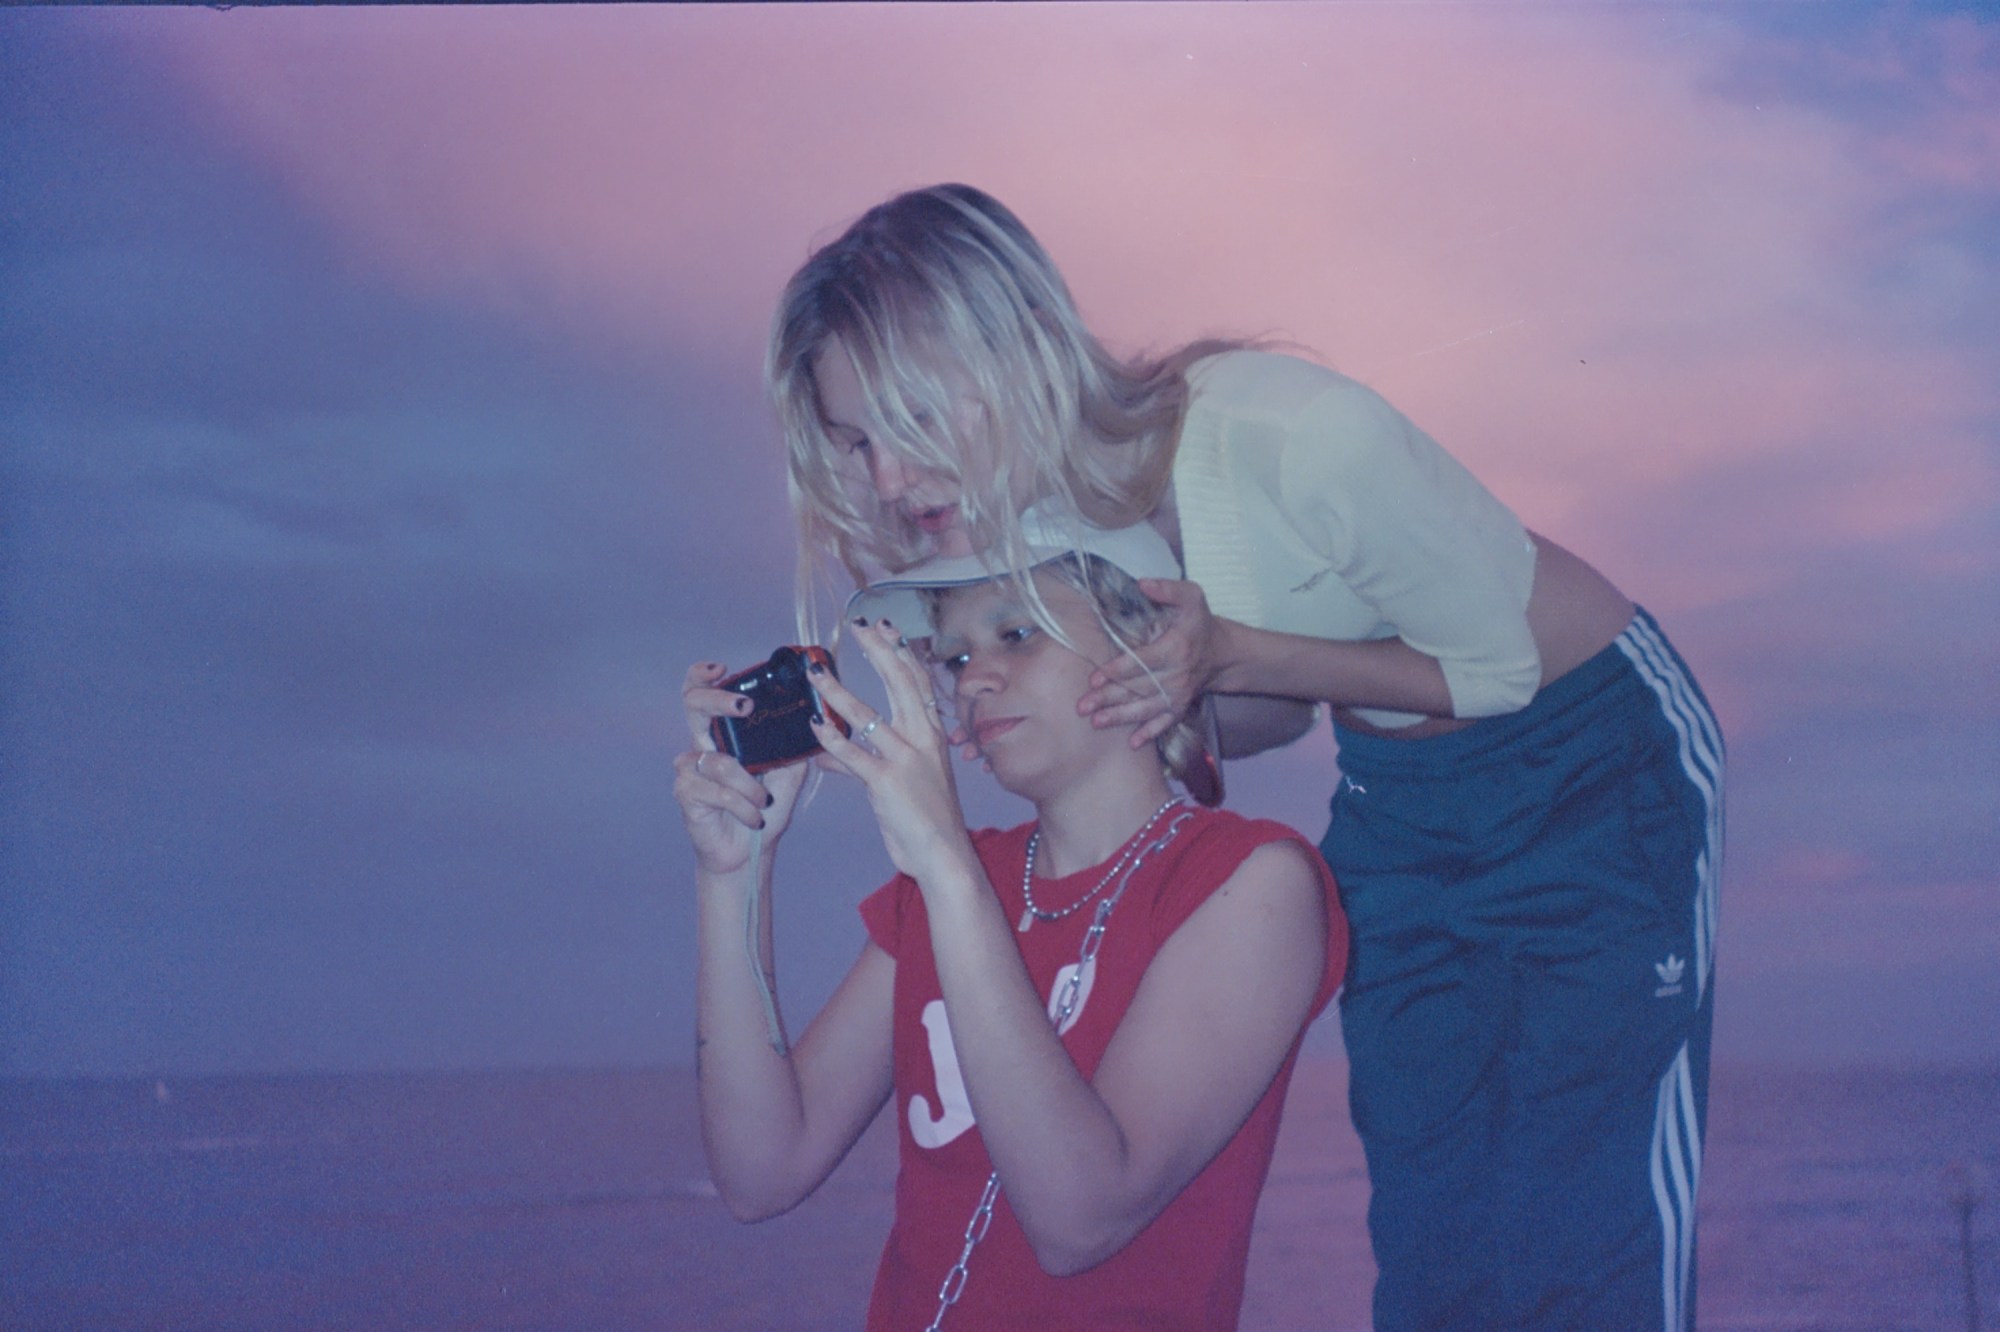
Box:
[708,645,848,774]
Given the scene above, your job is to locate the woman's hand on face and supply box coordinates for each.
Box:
[809,622,979,888]
[673,661,809,876]
[1078,578,1226,749]
[943,719,993,771]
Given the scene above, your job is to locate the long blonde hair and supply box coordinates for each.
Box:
[769,184,1240,633]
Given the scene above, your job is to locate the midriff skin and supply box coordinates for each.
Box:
[1332,532,1634,740]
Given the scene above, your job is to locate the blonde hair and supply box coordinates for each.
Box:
[919,555,1215,804]
[769,184,1241,635]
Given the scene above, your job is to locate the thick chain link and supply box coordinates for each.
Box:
[922,807,1195,1331]
[925,1171,999,1329]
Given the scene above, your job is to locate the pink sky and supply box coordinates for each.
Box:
[4,5,1994,1074]
[156,5,1993,616]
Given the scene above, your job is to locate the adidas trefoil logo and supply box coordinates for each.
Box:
[1653,954,1686,998]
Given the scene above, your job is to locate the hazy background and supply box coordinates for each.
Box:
[3,2,1995,1079]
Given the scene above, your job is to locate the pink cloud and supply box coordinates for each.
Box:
[136,5,1996,614]
[1784,12,2000,194]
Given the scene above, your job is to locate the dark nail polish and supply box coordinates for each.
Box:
[808,663,826,675]
[764,791,775,808]
[736,698,752,713]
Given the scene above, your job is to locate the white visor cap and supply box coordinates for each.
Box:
[842,506,1182,640]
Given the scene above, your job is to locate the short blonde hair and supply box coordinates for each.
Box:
[769,184,1239,636]
[919,555,1214,804]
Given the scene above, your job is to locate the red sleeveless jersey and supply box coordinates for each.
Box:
[858,805,1346,1331]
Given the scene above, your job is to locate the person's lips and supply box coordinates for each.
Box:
[910,503,960,535]
[974,716,1023,746]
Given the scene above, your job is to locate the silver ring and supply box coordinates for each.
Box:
[857,718,881,741]
[696,752,708,775]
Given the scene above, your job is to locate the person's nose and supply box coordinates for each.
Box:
[869,448,913,504]
[955,651,1005,704]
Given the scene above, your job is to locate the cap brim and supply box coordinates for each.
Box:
[841,510,1225,805]
[843,509,1182,639]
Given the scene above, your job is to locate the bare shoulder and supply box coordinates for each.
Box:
[1231,835,1323,884]
[1197,827,1325,893]
[1195,837,1327,944]
[1089,831,1329,1178]
[1143,831,1319,964]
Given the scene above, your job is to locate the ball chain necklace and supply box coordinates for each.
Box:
[1017,795,1186,934]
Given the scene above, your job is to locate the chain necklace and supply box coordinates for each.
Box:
[925,803,1198,1332]
[1017,795,1186,934]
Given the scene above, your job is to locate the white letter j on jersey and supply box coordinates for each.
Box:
[907,963,1098,1151]
[908,1000,975,1149]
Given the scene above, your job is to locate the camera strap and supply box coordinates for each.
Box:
[743,822,787,1055]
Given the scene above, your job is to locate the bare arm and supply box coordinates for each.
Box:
[1083,375,1558,747]
[676,661,894,1221]
[923,839,1327,1274]
[1209,612,1454,715]
[691,859,894,1221]
[1081,577,1455,748]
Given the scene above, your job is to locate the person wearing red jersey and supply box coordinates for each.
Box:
[675,520,1346,1329]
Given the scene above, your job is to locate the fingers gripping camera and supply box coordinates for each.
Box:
[708,646,850,774]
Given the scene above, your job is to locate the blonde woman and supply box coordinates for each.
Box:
[768,183,1723,1332]
[678,524,1346,1329]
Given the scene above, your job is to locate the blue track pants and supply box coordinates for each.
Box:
[1322,609,1723,1332]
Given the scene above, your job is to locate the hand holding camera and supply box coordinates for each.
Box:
[676,647,842,875]
[708,645,850,773]
[800,620,979,891]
